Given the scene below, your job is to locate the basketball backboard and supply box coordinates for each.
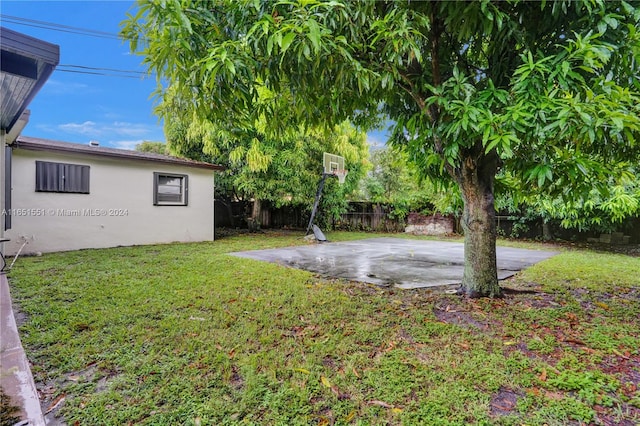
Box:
[323,152,348,184]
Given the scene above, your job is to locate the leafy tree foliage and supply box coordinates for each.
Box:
[123,0,640,297]
[498,170,640,234]
[360,147,460,220]
[160,87,368,226]
[135,141,169,155]
[363,148,418,206]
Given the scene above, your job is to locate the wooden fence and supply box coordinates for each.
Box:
[215,200,405,231]
[333,202,405,232]
[214,199,639,243]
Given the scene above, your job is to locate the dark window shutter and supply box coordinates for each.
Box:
[36,161,90,194]
[35,161,57,192]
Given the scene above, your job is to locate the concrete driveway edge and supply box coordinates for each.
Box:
[1,273,45,426]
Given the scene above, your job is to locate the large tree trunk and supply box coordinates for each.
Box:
[456,152,502,298]
[248,198,261,232]
[542,220,553,241]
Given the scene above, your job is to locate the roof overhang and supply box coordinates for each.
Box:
[15,136,225,171]
[1,27,59,143]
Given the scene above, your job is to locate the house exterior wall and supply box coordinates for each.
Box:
[4,148,214,255]
[1,131,6,252]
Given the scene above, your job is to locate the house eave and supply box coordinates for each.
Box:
[14,136,225,171]
[0,27,60,142]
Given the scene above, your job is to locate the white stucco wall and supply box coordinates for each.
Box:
[1,131,6,256]
[4,149,215,255]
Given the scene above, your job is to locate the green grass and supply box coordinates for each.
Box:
[7,231,640,425]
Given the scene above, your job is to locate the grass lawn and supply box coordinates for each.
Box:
[6,231,640,425]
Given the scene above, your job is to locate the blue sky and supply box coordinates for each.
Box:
[1,1,388,150]
[2,1,164,149]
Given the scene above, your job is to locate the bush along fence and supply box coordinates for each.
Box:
[215,199,639,243]
[494,214,639,244]
[332,202,405,232]
[215,200,450,234]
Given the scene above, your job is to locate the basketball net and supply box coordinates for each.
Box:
[334,170,348,184]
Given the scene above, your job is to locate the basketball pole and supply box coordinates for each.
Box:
[306,172,335,235]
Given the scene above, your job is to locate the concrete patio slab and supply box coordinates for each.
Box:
[1,273,46,425]
[231,237,558,289]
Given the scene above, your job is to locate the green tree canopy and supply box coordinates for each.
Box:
[497,168,640,234]
[123,0,640,297]
[135,141,169,155]
[359,147,461,220]
[161,85,369,225]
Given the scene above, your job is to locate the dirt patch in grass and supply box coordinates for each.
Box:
[464,284,639,425]
[586,243,640,257]
[519,292,563,309]
[489,387,523,417]
[229,365,245,391]
[600,355,640,413]
[595,414,638,426]
[433,300,491,330]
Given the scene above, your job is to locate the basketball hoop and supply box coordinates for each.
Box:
[307,152,348,236]
[323,152,347,184]
[333,170,348,184]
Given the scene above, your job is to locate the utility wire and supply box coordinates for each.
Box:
[1,14,155,79]
[59,64,148,76]
[56,69,147,79]
[0,14,122,40]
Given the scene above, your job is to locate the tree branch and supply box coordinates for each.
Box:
[428,2,454,177]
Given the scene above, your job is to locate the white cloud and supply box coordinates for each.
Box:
[42,79,93,95]
[366,130,389,149]
[56,121,162,141]
[34,123,61,134]
[58,121,100,136]
[110,140,144,151]
[102,112,124,120]
[111,121,154,137]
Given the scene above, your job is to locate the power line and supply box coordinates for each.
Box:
[1,15,153,79]
[1,14,155,80]
[1,19,117,39]
[59,64,148,76]
[56,69,147,79]
[0,14,122,40]
[55,64,153,79]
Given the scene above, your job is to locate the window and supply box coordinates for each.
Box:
[35,161,90,194]
[153,172,188,206]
